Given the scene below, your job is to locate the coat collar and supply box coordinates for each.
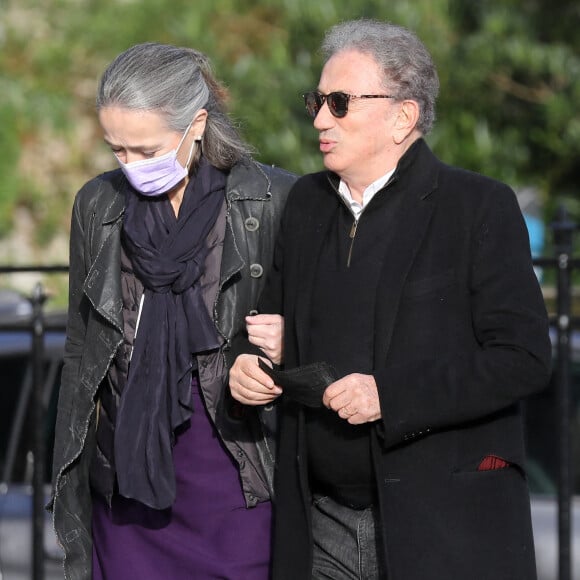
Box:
[225,158,272,202]
[100,170,128,224]
[325,138,438,203]
[82,171,128,332]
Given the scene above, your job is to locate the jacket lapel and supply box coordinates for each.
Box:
[372,142,439,364]
[294,183,339,363]
[83,183,126,333]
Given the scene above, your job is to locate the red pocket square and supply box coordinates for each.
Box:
[478,455,510,471]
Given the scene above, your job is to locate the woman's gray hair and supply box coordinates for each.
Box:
[96,42,253,170]
[321,19,439,135]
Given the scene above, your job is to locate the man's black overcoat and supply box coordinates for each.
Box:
[260,139,551,580]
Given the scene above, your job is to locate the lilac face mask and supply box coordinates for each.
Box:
[118,121,196,196]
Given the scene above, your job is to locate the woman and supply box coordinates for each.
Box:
[49,43,295,580]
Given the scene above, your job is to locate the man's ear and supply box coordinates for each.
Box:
[393,100,420,144]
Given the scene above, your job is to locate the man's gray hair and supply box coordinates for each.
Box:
[96,42,253,169]
[321,19,439,135]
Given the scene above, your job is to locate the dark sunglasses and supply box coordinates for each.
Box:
[302,91,394,119]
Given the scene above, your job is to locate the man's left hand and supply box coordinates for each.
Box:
[323,373,381,424]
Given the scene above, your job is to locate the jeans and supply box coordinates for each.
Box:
[311,494,383,580]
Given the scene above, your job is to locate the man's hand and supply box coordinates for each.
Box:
[322,373,381,424]
[229,353,283,406]
[246,314,284,364]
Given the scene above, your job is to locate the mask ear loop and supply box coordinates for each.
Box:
[183,136,199,170]
[176,118,198,170]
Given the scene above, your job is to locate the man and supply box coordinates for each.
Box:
[230,19,551,580]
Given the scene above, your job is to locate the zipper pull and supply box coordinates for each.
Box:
[349,220,358,239]
[347,219,358,267]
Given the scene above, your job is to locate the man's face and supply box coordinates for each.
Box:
[313,49,398,187]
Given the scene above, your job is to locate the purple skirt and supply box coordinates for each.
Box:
[92,376,272,579]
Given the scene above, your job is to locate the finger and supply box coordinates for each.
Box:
[346,413,365,425]
[246,314,281,327]
[237,369,280,393]
[248,325,280,342]
[230,356,275,389]
[247,358,278,387]
[230,375,282,401]
[234,385,281,405]
[247,333,271,348]
[232,391,279,405]
[323,389,350,411]
[323,378,350,402]
[338,403,359,418]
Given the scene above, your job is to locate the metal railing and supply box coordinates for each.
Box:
[534,207,580,580]
[0,265,67,580]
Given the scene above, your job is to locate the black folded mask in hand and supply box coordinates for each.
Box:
[258,359,340,408]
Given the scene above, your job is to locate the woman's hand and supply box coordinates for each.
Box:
[246,314,284,364]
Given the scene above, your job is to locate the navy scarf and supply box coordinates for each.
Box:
[115,157,226,509]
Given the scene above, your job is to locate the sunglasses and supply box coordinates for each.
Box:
[302,91,394,119]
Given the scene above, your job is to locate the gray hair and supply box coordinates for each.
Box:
[96,42,253,170]
[321,19,439,135]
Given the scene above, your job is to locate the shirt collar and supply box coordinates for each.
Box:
[337,168,396,219]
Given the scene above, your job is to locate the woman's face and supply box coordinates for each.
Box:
[98,107,207,166]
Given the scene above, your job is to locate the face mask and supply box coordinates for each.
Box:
[118,121,197,197]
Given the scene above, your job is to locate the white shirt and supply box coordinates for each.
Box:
[338,168,396,219]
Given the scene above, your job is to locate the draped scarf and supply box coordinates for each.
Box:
[115,157,226,509]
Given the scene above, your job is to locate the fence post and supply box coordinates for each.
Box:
[30,283,47,580]
[551,205,575,580]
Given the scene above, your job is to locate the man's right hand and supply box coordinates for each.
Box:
[229,354,283,406]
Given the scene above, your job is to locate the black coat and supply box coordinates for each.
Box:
[261,140,551,580]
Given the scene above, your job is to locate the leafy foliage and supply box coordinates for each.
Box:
[1,0,579,257]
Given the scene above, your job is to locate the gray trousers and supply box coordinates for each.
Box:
[311,494,384,580]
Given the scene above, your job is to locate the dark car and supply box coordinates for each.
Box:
[0,289,578,579]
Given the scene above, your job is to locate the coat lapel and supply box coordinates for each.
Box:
[83,185,125,333]
[294,183,339,363]
[372,143,439,364]
[372,187,436,364]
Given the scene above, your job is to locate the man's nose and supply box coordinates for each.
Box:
[313,101,334,129]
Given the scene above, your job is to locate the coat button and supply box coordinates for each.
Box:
[245,217,260,231]
[250,263,263,278]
